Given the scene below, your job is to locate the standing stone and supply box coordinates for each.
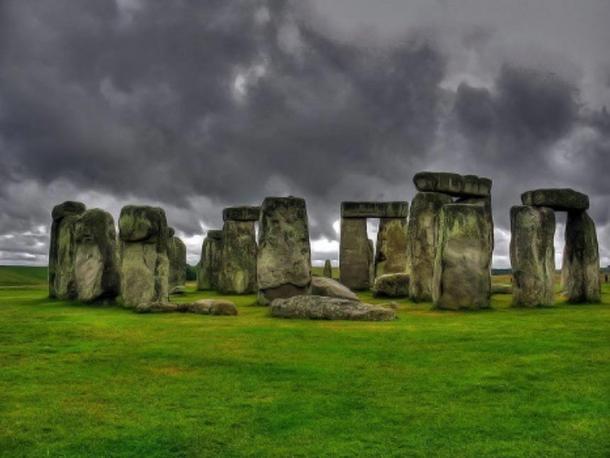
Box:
[257,197,311,305]
[197,230,223,290]
[367,239,375,287]
[218,220,257,294]
[49,201,86,299]
[167,230,187,294]
[562,210,601,303]
[339,218,372,290]
[118,205,170,308]
[406,192,452,301]
[432,203,492,310]
[510,206,555,307]
[323,259,333,278]
[375,217,408,278]
[73,208,120,303]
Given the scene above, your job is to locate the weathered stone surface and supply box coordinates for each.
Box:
[521,188,589,211]
[510,206,555,307]
[134,302,178,313]
[323,260,333,278]
[375,217,408,277]
[222,206,261,222]
[49,201,87,299]
[311,276,360,301]
[185,299,238,316]
[257,197,312,304]
[341,201,408,218]
[197,230,223,290]
[455,196,494,249]
[406,192,453,301]
[339,218,373,290]
[118,205,170,308]
[432,203,492,310]
[373,273,410,298]
[218,220,257,294]
[270,295,396,321]
[168,235,187,294]
[562,211,601,303]
[414,172,491,197]
[73,209,120,303]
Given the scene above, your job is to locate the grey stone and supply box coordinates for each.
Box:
[185,299,238,316]
[168,235,187,294]
[73,209,120,303]
[311,276,360,301]
[375,217,408,277]
[197,230,223,290]
[118,205,170,308]
[218,220,257,294]
[222,206,260,222]
[257,197,312,304]
[562,210,601,303]
[510,206,555,307]
[413,172,491,197]
[339,218,373,290]
[270,295,396,321]
[323,260,333,278]
[521,188,589,211]
[134,302,179,313]
[373,273,410,298]
[49,201,87,299]
[432,203,493,310]
[341,201,408,218]
[406,192,453,301]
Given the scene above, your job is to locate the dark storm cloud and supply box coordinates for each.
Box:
[0,0,609,266]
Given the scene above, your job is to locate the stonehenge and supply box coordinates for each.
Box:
[197,230,223,290]
[323,260,333,278]
[270,295,396,321]
[375,217,408,277]
[373,273,410,298]
[168,228,187,294]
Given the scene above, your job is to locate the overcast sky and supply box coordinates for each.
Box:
[1,0,609,268]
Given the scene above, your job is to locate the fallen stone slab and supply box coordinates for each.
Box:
[270,295,396,321]
[134,302,179,313]
[521,188,589,211]
[341,201,408,218]
[184,299,238,316]
[373,273,410,298]
[311,276,360,301]
[413,172,491,197]
[222,206,261,222]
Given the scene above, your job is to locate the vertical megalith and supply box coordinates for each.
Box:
[73,208,120,303]
[375,217,408,278]
[49,201,86,299]
[323,260,333,278]
[406,192,452,301]
[197,230,223,290]
[167,228,187,294]
[510,206,555,307]
[118,205,170,308]
[257,197,311,304]
[562,211,601,303]
[432,203,492,310]
[218,220,257,294]
[339,218,372,290]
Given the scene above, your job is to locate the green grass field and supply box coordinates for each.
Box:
[0,266,609,457]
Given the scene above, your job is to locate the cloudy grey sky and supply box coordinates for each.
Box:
[1,0,609,268]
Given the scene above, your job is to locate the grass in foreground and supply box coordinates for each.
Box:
[0,268,609,457]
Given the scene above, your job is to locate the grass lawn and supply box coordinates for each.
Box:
[0,267,609,457]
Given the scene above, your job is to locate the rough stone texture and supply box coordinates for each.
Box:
[455,196,494,250]
[222,206,260,222]
[118,205,170,309]
[323,260,333,278]
[510,206,556,307]
[49,201,87,299]
[406,192,453,301]
[521,188,589,211]
[257,197,312,304]
[270,295,396,321]
[311,276,360,301]
[218,220,257,294]
[185,299,238,316]
[339,218,373,290]
[168,235,187,294]
[414,172,491,197]
[341,201,408,218]
[373,273,410,298]
[375,217,408,277]
[432,203,492,310]
[134,302,178,313]
[73,209,120,303]
[197,230,223,290]
[562,210,601,303]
